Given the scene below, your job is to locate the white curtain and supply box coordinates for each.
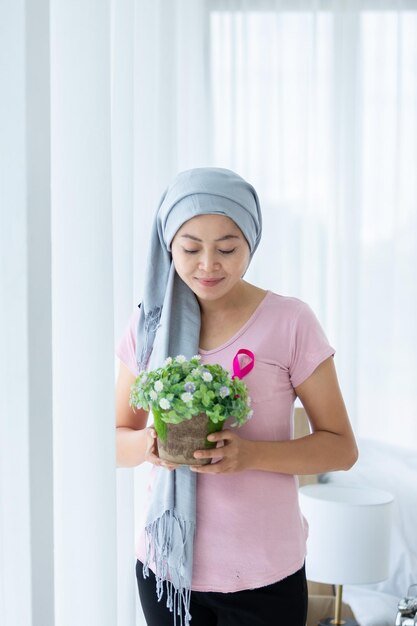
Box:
[1,2,54,624]
[1,0,117,625]
[2,1,417,626]
[51,0,117,624]
[207,0,417,450]
[128,0,417,451]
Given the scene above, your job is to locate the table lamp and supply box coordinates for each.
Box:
[299,484,394,626]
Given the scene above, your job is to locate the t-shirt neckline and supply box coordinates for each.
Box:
[198,290,272,355]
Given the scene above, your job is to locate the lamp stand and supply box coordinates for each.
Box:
[318,585,358,626]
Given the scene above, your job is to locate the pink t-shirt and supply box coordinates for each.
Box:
[115,290,335,592]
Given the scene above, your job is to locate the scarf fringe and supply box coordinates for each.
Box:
[143,511,194,626]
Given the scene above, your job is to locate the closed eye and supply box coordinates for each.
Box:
[183,248,237,255]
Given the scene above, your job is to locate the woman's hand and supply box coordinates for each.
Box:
[144,427,181,471]
[190,430,254,474]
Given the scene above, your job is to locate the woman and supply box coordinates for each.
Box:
[115,167,358,626]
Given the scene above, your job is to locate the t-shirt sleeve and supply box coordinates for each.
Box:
[115,307,141,376]
[289,301,335,388]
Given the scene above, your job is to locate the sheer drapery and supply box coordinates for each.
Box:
[1,2,54,624]
[207,0,417,447]
[2,1,417,626]
[130,0,417,450]
[1,1,117,625]
[51,0,117,624]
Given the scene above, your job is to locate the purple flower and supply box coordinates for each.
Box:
[184,382,196,393]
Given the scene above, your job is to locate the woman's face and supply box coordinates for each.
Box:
[171,214,251,303]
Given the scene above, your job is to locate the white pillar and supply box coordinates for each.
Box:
[0,1,54,625]
[50,1,117,625]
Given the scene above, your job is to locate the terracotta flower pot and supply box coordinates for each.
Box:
[157,413,223,466]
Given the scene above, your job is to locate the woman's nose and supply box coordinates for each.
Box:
[198,252,220,272]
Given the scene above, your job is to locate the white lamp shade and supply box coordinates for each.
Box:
[299,484,394,585]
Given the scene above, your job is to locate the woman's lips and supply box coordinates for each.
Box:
[196,278,224,287]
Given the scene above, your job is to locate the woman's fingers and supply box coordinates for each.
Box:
[190,430,252,474]
[145,428,181,470]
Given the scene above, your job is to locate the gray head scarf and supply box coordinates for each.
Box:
[136,167,262,626]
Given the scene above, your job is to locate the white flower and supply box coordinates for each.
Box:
[191,354,201,361]
[159,398,171,410]
[140,373,148,384]
[175,355,186,363]
[149,389,158,401]
[154,380,163,392]
[201,371,213,382]
[191,368,200,377]
[180,392,193,403]
[247,409,254,420]
[247,396,252,405]
[219,386,230,398]
[163,357,173,366]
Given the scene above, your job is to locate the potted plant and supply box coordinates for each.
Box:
[129,354,253,465]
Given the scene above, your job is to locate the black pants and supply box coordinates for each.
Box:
[136,560,308,626]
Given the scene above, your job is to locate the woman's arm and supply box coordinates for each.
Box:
[191,357,358,475]
[248,356,358,474]
[115,361,179,469]
[115,361,150,467]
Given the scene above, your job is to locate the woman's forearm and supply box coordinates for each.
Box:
[247,430,358,475]
[116,427,149,468]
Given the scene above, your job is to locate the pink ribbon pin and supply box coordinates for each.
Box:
[232,349,255,380]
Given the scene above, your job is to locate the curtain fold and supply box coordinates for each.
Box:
[0,1,54,625]
[51,1,117,625]
[110,1,139,624]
